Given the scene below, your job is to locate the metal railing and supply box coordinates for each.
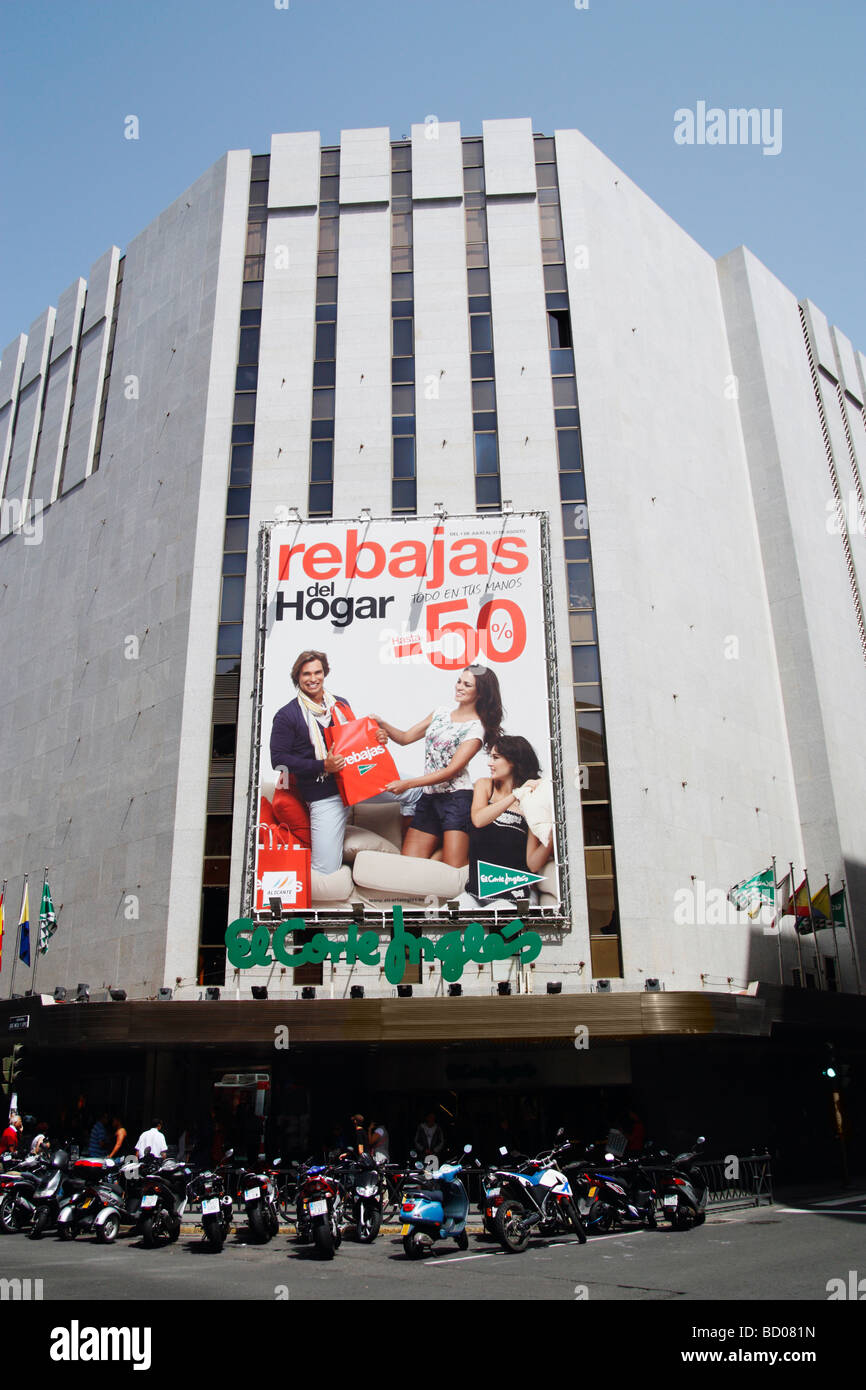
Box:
[643,1152,773,1210]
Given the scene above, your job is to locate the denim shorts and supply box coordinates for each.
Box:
[411,790,473,836]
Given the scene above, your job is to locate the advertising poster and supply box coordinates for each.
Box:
[250,514,561,916]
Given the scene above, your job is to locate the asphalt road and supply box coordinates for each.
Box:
[2,1194,865,1303]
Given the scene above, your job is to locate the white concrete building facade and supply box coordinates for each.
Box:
[0,119,863,1004]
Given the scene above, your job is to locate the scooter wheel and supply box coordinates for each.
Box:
[57,1222,76,1241]
[97,1212,120,1244]
[402,1230,427,1259]
[669,1205,696,1231]
[168,1215,181,1243]
[28,1208,50,1240]
[141,1211,170,1248]
[0,1194,23,1234]
[455,1230,469,1251]
[356,1207,381,1244]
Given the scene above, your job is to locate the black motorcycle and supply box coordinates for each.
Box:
[188,1150,235,1251]
[238,1159,280,1243]
[650,1137,708,1230]
[132,1157,193,1247]
[336,1154,382,1243]
[570,1144,657,1233]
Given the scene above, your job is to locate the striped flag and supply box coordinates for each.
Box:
[39,881,58,954]
[18,880,30,967]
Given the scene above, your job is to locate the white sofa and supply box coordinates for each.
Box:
[259,783,557,911]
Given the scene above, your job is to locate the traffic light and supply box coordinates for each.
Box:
[10,1045,26,1088]
[821,1043,837,1080]
[0,1054,11,1095]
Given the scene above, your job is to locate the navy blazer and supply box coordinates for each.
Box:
[269,695,353,803]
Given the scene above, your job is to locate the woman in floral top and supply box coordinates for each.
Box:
[374,665,503,867]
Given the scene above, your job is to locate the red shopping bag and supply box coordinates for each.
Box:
[255,823,311,911]
[324,716,399,807]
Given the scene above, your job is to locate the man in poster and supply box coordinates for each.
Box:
[269,649,419,874]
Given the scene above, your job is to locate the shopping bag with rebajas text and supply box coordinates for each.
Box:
[325,717,399,807]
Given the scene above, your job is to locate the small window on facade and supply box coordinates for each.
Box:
[548,310,573,349]
[470,316,493,351]
[392,319,414,356]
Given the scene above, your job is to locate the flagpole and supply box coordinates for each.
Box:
[803,867,825,990]
[30,867,47,996]
[789,862,805,985]
[8,875,27,999]
[771,857,783,985]
[0,880,6,997]
[840,879,863,995]
[825,872,843,993]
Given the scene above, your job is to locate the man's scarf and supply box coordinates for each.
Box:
[297,689,349,766]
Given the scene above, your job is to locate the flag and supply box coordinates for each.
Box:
[18,881,30,967]
[0,884,4,972]
[781,876,826,935]
[809,884,831,927]
[831,888,847,930]
[727,867,775,917]
[38,881,57,955]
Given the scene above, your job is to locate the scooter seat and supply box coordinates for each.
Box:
[406,1187,445,1205]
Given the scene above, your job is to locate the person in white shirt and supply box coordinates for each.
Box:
[30,1126,50,1156]
[368,1120,390,1164]
[135,1120,167,1159]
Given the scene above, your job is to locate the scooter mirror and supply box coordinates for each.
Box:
[499,1146,508,1156]
[414,1161,424,1170]
[224,1148,234,1160]
[696,1136,706,1146]
[604,1152,615,1162]
[463,1144,472,1154]
[409,1150,417,1159]
[273,1158,282,1168]
[555,1127,565,1139]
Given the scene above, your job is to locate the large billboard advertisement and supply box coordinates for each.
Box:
[248,514,562,919]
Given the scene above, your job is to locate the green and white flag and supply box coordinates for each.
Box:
[727,867,775,917]
[38,881,57,955]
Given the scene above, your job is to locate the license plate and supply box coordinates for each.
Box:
[201,1198,220,1216]
[308,1199,328,1217]
[141,1194,158,1208]
[663,1195,678,1206]
[244,1187,260,1202]
[486,1188,499,1198]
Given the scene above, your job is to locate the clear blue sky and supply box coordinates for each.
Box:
[2,0,864,349]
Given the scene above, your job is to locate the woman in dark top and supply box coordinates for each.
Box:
[466,735,553,904]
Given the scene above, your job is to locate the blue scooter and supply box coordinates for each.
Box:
[400,1145,474,1258]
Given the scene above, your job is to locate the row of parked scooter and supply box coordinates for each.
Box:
[0,1131,709,1260]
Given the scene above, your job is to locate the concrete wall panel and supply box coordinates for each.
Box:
[269,130,320,209]
[411,120,463,200]
[338,127,390,204]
